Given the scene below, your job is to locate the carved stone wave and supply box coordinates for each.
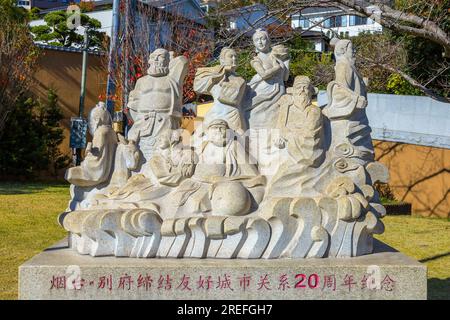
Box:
[61,177,385,259]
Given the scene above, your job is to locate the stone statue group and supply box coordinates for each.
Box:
[61,29,389,259]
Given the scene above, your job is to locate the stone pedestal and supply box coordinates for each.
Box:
[19,239,426,300]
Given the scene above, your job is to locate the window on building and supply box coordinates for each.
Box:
[323,16,347,28]
[298,18,310,29]
[349,15,368,26]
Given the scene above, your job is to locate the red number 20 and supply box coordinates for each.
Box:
[295,274,319,289]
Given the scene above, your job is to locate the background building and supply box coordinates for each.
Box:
[18,0,83,10]
[291,6,383,45]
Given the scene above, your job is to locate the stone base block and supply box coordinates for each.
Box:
[19,239,426,300]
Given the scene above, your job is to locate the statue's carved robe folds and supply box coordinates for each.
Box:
[66,126,118,187]
[193,65,246,131]
[242,48,290,176]
[65,125,118,210]
[127,56,188,162]
[323,59,374,164]
[167,138,265,218]
[244,51,289,129]
[268,95,325,197]
[91,141,196,209]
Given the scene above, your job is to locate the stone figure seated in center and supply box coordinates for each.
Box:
[167,119,266,218]
[193,47,246,132]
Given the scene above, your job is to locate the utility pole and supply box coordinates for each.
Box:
[72,27,89,166]
[79,28,89,119]
[121,0,137,137]
[123,0,130,136]
[105,0,121,116]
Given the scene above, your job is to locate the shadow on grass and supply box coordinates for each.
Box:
[428,278,450,300]
[0,181,69,195]
[419,252,450,263]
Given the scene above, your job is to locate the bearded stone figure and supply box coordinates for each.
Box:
[267,76,325,198]
[126,48,188,165]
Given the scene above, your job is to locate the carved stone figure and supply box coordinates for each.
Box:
[243,28,289,129]
[168,119,265,218]
[242,29,290,176]
[61,42,388,260]
[65,102,117,210]
[193,48,246,132]
[315,38,381,193]
[259,39,387,258]
[127,48,188,163]
[267,76,325,197]
[89,129,197,210]
[65,102,141,211]
[323,39,373,162]
[66,102,117,188]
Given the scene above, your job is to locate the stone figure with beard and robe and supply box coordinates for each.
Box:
[127,48,188,165]
[267,76,326,197]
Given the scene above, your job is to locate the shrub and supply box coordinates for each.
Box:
[0,90,69,178]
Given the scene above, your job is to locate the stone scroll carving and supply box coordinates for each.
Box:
[61,37,388,259]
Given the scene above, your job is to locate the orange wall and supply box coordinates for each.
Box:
[31,49,108,157]
[374,140,449,218]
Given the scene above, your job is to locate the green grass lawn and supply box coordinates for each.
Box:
[0,182,68,300]
[0,181,449,300]
[375,215,450,300]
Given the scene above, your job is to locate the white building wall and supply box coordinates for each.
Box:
[291,12,383,39]
[317,92,450,149]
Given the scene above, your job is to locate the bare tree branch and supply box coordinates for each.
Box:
[377,62,450,102]
[329,0,450,57]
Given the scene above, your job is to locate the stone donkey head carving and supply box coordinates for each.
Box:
[109,133,140,188]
